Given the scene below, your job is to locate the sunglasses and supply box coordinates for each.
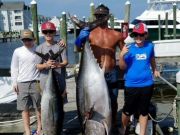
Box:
[134,33,145,37]
[95,14,107,19]
[42,30,55,34]
[22,38,33,42]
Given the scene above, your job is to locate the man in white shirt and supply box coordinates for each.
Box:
[11,29,41,135]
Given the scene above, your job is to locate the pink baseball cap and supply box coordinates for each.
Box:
[130,22,148,37]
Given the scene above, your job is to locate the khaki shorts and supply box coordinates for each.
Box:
[17,81,41,111]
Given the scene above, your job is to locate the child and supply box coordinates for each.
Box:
[119,22,160,135]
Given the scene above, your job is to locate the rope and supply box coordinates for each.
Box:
[0,116,36,127]
[173,99,178,128]
[158,75,177,91]
[148,107,173,123]
[149,98,177,124]
[64,115,78,125]
[0,116,36,124]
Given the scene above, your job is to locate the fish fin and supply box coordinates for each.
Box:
[101,56,107,73]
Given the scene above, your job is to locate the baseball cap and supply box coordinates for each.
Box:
[20,29,34,40]
[130,22,148,37]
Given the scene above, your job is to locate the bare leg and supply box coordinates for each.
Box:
[36,108,42,134]
[22,110,31,135]
[139,115,148,135]
[120,113,130,135]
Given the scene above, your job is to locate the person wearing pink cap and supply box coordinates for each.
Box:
[119,22,160,135]
[35,22,68,132]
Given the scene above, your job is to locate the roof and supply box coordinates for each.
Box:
[0,1,29,11]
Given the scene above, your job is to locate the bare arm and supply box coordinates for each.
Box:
[53,59,68,68]
[36,63,49,71]
[150,56,160,77]
[119,45,129,70]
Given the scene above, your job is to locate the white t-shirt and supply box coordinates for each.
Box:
[11,45,39,85]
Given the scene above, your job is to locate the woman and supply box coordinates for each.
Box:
[119,22,160,135]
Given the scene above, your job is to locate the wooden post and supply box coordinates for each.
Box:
[73,15,78,52]
[110,14,114,29]
[61,12,67,45]
[173,3,177,39]
[124,0,131,23]
[176,71,180,134]
[158,14,161,40]
[30,0,39,45]
[165,11,168,39]
[90,2,95,22]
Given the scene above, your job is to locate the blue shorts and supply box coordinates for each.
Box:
[105,68,119,103]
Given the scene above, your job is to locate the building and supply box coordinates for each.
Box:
[0,1,31,32]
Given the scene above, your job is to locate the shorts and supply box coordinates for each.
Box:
[122,85,154,116]
[105,67,119,103]
[17,81,41,111]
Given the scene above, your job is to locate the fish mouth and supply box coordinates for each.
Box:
[68,13,111,31]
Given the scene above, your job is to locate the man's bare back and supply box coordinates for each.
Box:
[89,26,124,72]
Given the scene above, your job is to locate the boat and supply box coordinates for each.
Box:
[131,0,180,41]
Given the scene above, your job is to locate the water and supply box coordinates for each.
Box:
[0,34,79,69]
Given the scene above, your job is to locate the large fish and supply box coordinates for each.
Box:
[41,69,64,135]
[76,42,112,135]
[35,48,64,135]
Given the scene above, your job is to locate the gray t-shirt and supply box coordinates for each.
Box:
[35,42,67,93]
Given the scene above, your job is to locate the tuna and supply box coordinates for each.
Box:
[35,48,64,135]
[41,69,64,135]
[76,42,112,135]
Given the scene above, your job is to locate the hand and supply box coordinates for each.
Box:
[154,70,160,78]
[51,62,61,68]
[120,45,129,57]
[13,84,19,95]
[57,39,66,47]
[45,59,55,69]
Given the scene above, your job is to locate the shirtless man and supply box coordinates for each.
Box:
[75,4,124,132]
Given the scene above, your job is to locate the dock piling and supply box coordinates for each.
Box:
[176,71,180,134]
[30,0,39,45]
[158,14,161,40]
[173,3,177,39]
[124,0,131,23]
[110,14,114,29]
[61,12,67,45]
[165,12,169,39]
[90,2,95,22]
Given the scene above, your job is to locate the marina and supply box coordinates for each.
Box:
[0,0,180,135]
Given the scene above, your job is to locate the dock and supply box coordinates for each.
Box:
[0,32,20,43]
[0,74,178,135]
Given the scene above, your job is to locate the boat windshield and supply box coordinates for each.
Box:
[147,0,180,10]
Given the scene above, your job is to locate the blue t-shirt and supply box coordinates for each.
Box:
[124,41,155,87]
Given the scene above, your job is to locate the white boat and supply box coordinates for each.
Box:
[131,0,180,40]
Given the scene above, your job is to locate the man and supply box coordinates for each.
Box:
[36,21,68,95]
[119,22,160,135]
[11,29,41,135]
[35,22,68,132]
[75,4,124,131]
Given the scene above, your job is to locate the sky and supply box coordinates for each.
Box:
[22,0,148,21]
